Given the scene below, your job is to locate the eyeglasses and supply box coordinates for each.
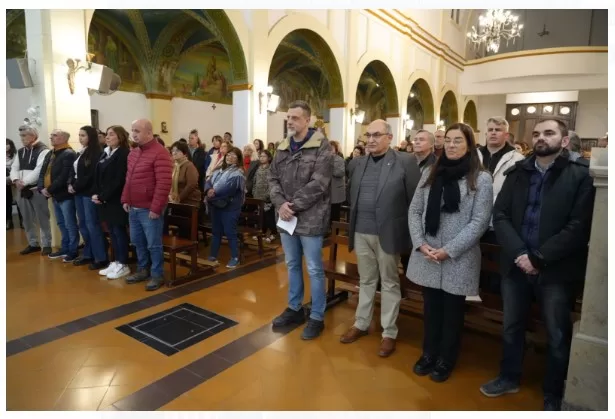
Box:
[226,153,238,159]
[444,139,465,146]
[363,132,388,139]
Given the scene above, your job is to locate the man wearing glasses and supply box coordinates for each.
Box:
[269,100,333,340]
[341,119,421,357]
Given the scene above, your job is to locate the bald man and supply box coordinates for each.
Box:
[343,119,421,356]
[121,119,173,291]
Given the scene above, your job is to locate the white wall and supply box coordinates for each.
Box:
[576,89,608,139]
[6,86,33,140]
[90,91,148,133]
[171,98,233,148]
[475,94,507,145]
[267,111,286,145]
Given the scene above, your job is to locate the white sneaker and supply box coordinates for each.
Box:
[107,263,131,280]
[99,261,118,276]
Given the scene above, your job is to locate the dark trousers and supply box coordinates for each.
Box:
[210,208,240,259]
[422,287,466,366]
[500,271,574,398]
[263,207,276,235]
[481,229,502,294]
[330,203,342,224]
[108,224,130,264]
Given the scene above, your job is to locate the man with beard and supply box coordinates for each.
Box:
[479,119,594,411]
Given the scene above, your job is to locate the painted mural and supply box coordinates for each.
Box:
[6,12,27,59]
[172,43,232,104]
[88,20,145,93]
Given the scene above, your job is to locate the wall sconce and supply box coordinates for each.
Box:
[403,114,414,132]
[66,56,94,95]
[437,119,445,130]
[350,108,365,124]
[259,86,280,114]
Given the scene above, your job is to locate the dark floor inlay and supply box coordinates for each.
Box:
[116,303,238,356]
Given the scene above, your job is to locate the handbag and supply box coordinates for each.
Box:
[209,196,232,209]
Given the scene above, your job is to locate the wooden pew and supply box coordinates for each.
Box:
[324,220,583,344]
[237,197,268,260]
[163,203,215,287]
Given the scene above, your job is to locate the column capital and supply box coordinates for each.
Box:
[228,83,253,92]
[328,103,347,109]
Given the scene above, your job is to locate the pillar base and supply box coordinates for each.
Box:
[562,321,608,411]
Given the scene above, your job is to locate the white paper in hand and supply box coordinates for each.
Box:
[277,216,298,235]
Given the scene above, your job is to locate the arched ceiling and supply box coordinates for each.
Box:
[356,60,399,124]
[407,78,435,129]
[440,91,459,128]
[6,9,248,100]
[268,29,343,118]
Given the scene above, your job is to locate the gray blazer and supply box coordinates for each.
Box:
[348,149,421,255]
[406,169,493,296]
[330,154,346,204]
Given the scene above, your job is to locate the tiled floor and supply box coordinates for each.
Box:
[6,223,546,410]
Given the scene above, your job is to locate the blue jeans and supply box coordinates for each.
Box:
[129,207,165,277]
[53,198,79,257]
[500,271,574,398]
[209,208,240,259]
[280,233,326,321]
[108,224,130,265]
[75,195,107,262]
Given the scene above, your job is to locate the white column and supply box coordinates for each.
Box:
[328,107,346,146]
[423,123,438,133]
[386,117,401,146]
[232,89,251,148]
[563,147,608,411]
[25,10,92,248]
[25,10,91,149]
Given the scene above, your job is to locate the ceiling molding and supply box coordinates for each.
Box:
[465,46,608,66]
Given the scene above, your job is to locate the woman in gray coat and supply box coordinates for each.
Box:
[329,140,346,223]
[406,123,493,383]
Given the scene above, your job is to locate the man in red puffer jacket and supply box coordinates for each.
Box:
[121,119,173,291]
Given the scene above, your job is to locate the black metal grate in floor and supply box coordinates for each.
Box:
[116,303,238,356]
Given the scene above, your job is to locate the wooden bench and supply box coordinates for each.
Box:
[163,203,215,287]
[237,197,268,260]
[324,221,583,343]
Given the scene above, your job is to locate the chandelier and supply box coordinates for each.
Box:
[467,9,524,54]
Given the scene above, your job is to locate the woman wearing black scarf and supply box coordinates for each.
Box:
[406,123,493,383]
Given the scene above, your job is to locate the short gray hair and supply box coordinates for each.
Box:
[18,124,39,139]
[384,122,393,135]
[54,129,71,141]
[487,116,510,132]
[568,130,581,152]
[415,129,435,144]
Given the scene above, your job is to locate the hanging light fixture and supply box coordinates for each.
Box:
[467,9,524,54]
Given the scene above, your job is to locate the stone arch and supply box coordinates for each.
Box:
[355,59,400,123]
[463,100,478,131]
[267,28,344,115]
[407,78,435,128]
[266,13,346,101]
[439,90,459,129]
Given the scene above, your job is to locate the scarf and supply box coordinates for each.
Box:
[44,143,72,188]
[425,152,471,237]
[171,157,189,198]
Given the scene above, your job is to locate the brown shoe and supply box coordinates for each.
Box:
[339,326,368,344]
[379,337,396,357]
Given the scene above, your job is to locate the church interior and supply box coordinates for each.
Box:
[4,8,609,412]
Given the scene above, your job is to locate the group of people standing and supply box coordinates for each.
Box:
[268,100,593,412]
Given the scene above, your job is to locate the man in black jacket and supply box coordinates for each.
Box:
[38,129,78,262]
[479,119,594,411]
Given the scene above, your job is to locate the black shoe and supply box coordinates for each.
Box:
[413,354,438,376]
[63,254,78,263]
[544,395,562,411]
[20,245,41,255]
[429,358,454,383]
[125,269,150,284]
[41,247,52,256]
[88,261,109,270]
[48,250,67,259]
[72,257,93,266]
[272,307,306,328]
[301,318,324,340]
[145,276,165,291]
